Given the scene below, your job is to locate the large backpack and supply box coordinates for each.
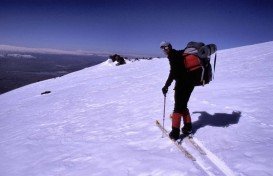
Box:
[183,41,217,86]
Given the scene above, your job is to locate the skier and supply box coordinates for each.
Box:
[160,41,195,140]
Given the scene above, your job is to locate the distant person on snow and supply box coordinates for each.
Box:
[160,41,194,140]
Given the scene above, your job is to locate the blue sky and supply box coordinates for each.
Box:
[1,0,273,56]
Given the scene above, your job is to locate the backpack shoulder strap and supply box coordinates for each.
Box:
[213,52,217,79]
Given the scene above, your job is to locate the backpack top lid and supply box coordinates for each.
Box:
[186,42,205,49]
[184,41,205,55]
[184,42,217,59]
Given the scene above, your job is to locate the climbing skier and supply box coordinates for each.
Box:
[160,41,195,140]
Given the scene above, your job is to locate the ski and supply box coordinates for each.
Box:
[186,136,207,155]
[155,120,196,161]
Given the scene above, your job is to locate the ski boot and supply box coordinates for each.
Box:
[182,123,192,135]
[169,127,180,140]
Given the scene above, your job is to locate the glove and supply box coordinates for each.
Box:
[162,86,168,96]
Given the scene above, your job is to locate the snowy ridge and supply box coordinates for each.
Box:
[0,44,146,57]
[0,44,99,56]
[1,41,273,175]
[6,53,36,59]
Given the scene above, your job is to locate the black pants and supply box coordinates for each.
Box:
[174,80,195,113]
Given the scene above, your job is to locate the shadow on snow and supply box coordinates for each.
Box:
[178,111,241,141]
[191,111,241,134]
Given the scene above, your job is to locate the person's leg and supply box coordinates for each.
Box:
[169,112,182,140]
[181,108,193,134]
[174,83,195,134]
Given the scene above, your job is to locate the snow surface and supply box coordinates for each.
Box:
[1,41,273,176]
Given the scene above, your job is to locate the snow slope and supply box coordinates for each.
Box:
[1,41,273,176]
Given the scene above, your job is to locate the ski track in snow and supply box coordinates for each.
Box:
[184,137,236,176]
[1,42,273,175]
[157,120,235,176]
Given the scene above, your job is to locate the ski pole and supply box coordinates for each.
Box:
[162,94,166,138]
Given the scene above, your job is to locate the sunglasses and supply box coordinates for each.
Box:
[161,46,169,50]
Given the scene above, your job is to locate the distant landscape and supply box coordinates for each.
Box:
[0,51,107,94]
